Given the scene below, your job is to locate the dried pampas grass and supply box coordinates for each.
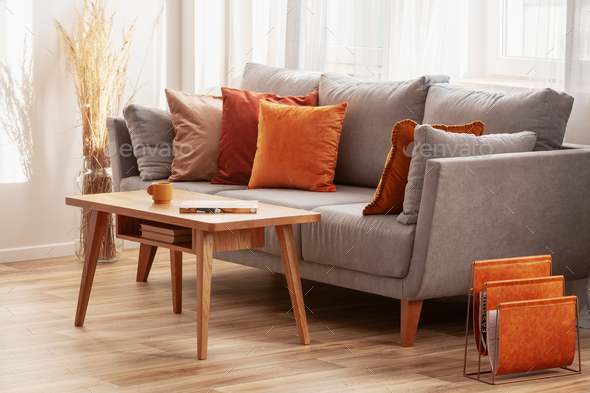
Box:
[54,0,165,261]
[53,0,137,170]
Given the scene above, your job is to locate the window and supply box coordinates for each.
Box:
[503,0,566,60]
[502,0,590,64]
[482,0,568,88]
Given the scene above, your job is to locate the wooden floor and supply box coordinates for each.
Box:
[2,249,589,392]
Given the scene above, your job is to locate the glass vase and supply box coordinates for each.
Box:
[74,157,123,263]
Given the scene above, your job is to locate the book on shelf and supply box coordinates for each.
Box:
[140,229,192,244]
[179,200,258,214]
[140,222,192,243]
[140,222,192,236]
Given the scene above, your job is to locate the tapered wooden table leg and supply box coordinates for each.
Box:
[170,250,183,314]
[276,224,310,345]
[75,210,108,326]
[196,230,214,359]
[137,243,158,282]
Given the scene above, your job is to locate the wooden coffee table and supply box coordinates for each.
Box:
[66,190,320,359]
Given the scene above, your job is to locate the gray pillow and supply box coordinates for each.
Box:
[123,104,175,181]
[240,62,320,96]
[398,126,537,225]
[319,73,450,188]
[422,84,573,151]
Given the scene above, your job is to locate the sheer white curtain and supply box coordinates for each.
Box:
[321,0,384,79]
[194,0,470,87]
[195,0,288,94]
[562,0,590,328]
[153,4,167,109]
[285,0,327,71]
[383,0,468,81]
[194,0,330,93]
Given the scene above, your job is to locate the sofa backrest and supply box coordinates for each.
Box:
[319,73,450,188]
[240,62,321,96]
[423,83,574,151]
[241,63,450,188]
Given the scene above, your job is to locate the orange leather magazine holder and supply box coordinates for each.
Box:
[492,296,577,377]
[464,255,581,385]
[470,255,552,356]
[485,275,565,315]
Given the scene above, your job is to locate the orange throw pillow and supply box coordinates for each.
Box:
[248,100,348,192]
[363,119,485,215]
[211,87,319,185]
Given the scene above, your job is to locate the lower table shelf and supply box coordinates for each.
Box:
[116,232,193,252]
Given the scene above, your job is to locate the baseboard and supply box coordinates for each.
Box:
[0,242,75,263]
[0,241,140,263]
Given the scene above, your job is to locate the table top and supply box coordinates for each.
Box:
[66,190,321,232]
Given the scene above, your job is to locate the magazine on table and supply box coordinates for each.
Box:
[179,200,258,214]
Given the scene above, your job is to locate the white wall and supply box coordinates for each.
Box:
[0,0,169,262]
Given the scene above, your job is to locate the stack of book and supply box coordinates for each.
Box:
[140,222,192,244]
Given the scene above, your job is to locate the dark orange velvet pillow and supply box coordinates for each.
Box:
[363,119,485,215]
[248,100,348,192]
[211,87,319,185]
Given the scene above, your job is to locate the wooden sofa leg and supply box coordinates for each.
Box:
[401,300,423,347]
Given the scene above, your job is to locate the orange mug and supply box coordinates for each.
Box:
[147,182,173,204]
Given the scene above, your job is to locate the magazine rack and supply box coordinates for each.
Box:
[463,255,581,385]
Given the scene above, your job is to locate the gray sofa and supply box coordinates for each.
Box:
[107,63,590,346]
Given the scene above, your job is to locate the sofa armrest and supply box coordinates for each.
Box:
[107,116,139,192]
[402,149,590,300]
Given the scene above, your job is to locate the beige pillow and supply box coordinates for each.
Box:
[165,88,223,181]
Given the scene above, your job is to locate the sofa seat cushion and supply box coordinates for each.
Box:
[216,185,375,260]
[215,185,376,210]
[254,225,304,260]
[120,176,246,194]
[301,203,415,278]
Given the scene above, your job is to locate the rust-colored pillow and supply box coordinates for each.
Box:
[248,100,348,192]
[165,89,223,181]
[211,87,319,185]
[363,119,484,215]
